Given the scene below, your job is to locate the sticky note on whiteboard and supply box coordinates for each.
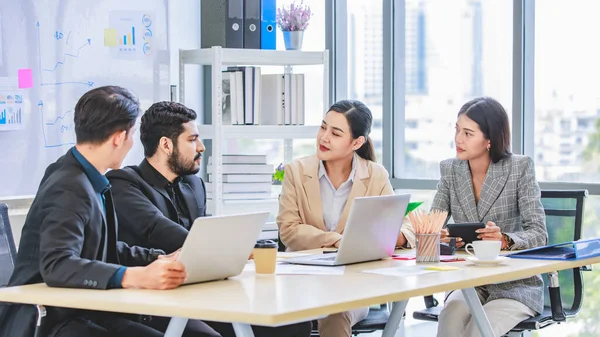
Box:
[17,69,33,88]
[104,28,117,47]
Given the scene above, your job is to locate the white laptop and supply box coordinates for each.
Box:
[177,211,269,284]
[284,194,410,266]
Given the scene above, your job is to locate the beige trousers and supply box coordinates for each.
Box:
[437,290,537,337]
[317,307,369,337]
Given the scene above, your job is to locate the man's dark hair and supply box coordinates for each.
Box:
[74,86,140,144]
[140,101,197,157]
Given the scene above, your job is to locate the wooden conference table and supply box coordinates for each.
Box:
[0,250,598,337]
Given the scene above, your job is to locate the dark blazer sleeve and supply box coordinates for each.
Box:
[39,187,121,289]
[109,170,189,254]
[197,177,208,217]
[116,241,163,267]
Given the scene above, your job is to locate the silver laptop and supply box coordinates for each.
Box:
[177,211,269,284]
[284,194,410,266]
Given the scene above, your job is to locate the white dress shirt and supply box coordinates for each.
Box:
[319,154,357,232]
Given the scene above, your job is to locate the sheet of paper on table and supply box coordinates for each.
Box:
[277,252,313,259]
[244,262,346,275]
[361,265,440,277]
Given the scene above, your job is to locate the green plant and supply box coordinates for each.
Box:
[272,163,284,183]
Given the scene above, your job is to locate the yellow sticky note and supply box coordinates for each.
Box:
[104,28,117,47]
[425,266,460,272]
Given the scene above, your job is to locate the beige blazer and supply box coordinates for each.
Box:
[277,155,415,251]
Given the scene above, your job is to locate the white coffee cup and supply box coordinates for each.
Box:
[465,240,501,261]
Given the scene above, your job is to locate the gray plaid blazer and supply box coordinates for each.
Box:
[431,154,547,314]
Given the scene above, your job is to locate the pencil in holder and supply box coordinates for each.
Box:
[416,233,441,263]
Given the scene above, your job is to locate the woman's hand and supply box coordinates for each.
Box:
[476,221,502,241]
[396,233,407,248]
[440,228,464,248]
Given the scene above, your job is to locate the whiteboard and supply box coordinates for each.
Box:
[0,0,170,198]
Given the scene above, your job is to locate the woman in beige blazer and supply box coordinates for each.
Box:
[277,100,415,337]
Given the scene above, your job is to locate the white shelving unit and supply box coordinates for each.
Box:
[179,46,329,215]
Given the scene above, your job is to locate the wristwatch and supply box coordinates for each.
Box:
[502,233,515,250]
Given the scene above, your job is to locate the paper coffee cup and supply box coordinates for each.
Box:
[253,240,278,274]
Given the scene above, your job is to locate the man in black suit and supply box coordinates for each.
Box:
[0,86,188,337]
[108,102,312,337]
[107,101,208,255]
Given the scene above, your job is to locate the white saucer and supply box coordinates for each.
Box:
[466,256,509,266]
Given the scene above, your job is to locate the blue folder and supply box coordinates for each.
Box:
[260,0,276,49]
[508,238,600,261]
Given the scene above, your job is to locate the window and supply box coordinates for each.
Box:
[534,0,600,183]
[346,0,384,163]
[406,119,418,128]
[395,0,513,179]
[406,142,418,151]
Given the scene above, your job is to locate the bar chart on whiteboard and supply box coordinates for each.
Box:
[0,91,24,131]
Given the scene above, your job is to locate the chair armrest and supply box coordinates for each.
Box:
[548,271,566,322]
[581,265,593,272]
[424,295,439,308]
[33,305,47,337]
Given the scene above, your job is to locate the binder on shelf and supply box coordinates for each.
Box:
[295,74,305,125]
[260,0,276,49]
[243,0,261,49]
[227,0,245,48]
[221,72,233,125]
[508,238,600,261]
[200,0,244,49]
[283,73,292,125]
[227,66,257,124]
[260,74,284,125]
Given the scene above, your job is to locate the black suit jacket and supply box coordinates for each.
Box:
[106,160,207,254]
[0,151,161,337]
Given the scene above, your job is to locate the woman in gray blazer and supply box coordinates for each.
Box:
[432,97,548,337]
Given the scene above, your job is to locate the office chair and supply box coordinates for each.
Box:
[0,204,47,337]
[0,204,17,288]
[412,190,590,336]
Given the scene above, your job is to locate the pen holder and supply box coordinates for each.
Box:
[416,233,441,263]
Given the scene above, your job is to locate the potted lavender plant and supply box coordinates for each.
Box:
[276,1,312,50]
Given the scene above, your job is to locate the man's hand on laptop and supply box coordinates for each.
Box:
[158,248,182,261]
[121,259,187,290]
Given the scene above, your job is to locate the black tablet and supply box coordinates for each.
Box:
[446,223,486,244]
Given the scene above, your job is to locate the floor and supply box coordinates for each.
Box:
[356,297,438,337]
